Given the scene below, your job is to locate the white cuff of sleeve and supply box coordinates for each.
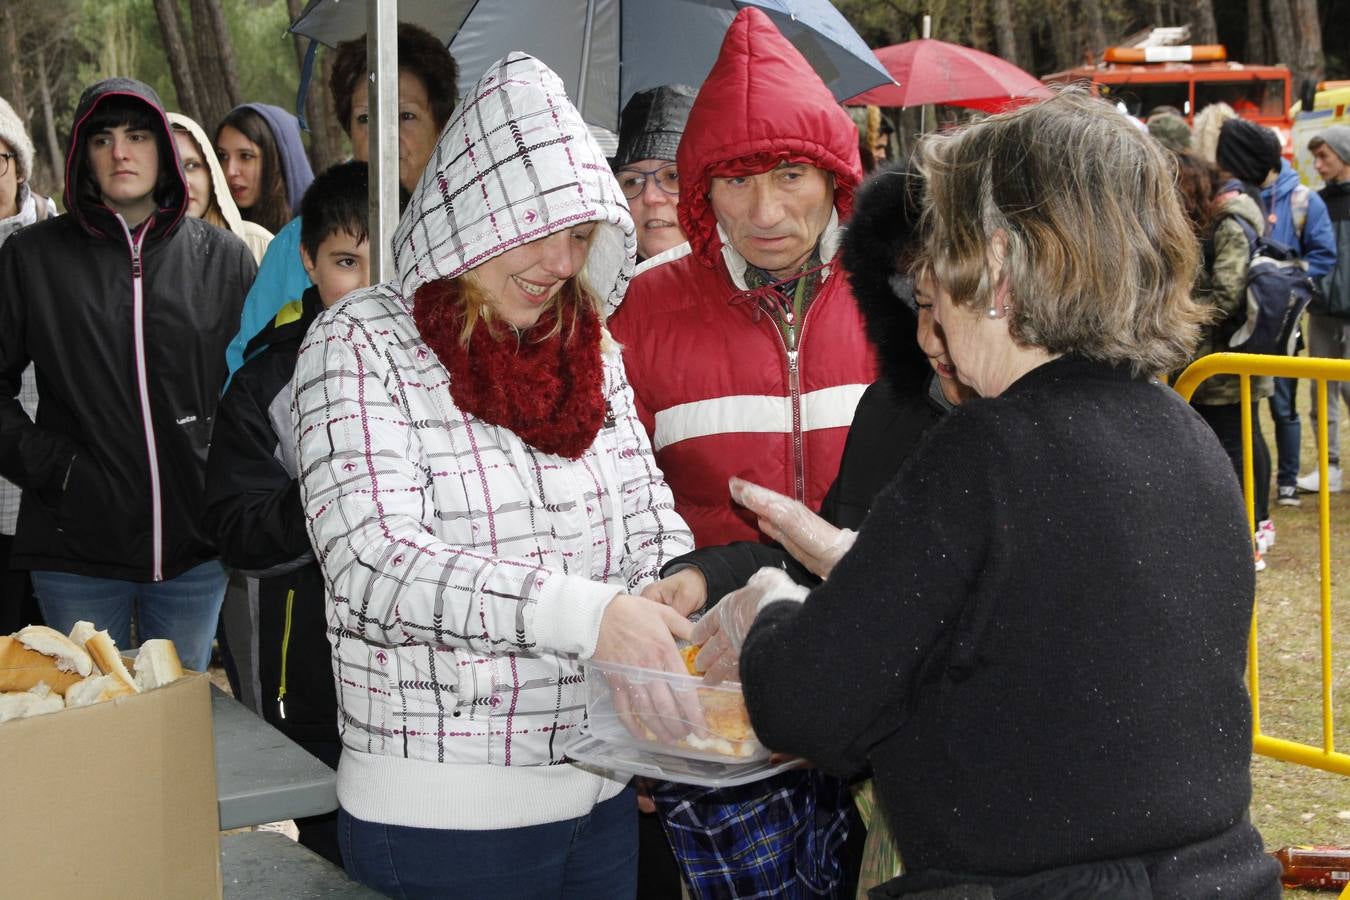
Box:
[531,574,623,658]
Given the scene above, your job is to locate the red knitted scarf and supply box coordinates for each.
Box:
[412,281,606,459]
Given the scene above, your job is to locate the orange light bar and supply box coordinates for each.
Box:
[1104,45,1227,64]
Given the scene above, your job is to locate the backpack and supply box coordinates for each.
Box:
[1225,216,1316,355]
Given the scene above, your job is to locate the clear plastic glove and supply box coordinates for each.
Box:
[729,477,856,579]
[639,567,708,618]
[592,593,707,744]
[690,567,809,685]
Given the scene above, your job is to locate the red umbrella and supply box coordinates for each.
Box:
[846,38,1050,111]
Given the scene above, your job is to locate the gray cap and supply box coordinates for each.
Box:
[1147,113,1192,153]
[612,84,697,169]
[1312,124,1350,166]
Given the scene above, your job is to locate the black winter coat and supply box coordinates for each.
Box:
[0,78,255,581]
[203,287,336,744]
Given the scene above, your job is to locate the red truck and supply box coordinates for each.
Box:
[1044,45,1293,151]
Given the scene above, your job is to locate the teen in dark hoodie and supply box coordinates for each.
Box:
[0,78,256,670]
[203,161,370,866]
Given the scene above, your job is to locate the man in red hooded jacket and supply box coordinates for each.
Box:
[607,9,873,897]
[608,8,876,554]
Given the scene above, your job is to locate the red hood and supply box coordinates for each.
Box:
[676,7,862,269]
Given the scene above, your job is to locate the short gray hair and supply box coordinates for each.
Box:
[917,89,1206,377]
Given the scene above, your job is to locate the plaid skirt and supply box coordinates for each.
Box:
[651,769,855,899]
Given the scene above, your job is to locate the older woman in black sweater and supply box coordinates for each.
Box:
[692,92,1281,897]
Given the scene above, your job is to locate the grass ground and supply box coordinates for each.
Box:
[1244,398,1350,892]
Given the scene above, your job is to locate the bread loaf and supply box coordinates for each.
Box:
[83,630,140,694]
[0,637,85,695]
[65,674,137,708]
[133,639,185,690]
[15,625,93,677]
[0,683,67,721]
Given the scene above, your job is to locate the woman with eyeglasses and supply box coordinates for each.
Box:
[612,85,696,261]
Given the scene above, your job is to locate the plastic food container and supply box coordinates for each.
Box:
[580,659,768,763]
[566,729,803,788]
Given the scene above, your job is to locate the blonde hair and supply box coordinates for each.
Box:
[169,121,226,228]
[917,89,1206,377]
[451,269,605,347]
[1192,102,1236,163]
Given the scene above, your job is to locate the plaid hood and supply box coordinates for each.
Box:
[394,53,636,317]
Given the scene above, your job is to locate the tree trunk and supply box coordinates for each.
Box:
[0,4,28,125]
[33,43,62,198]
[992,0,1019,67]
[1081,0,1107,64]
[1266,0,1296,67]
[1288,0,1325,89]
[1246,0,1268,62]
[1190,0,1218,44]
[188,0,242,134]
[1049,0,1076,73]
[968,0,991,53]
[285,0,345,171]
[152,0,201,121]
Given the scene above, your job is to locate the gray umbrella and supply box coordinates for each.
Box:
[288,0,893,133]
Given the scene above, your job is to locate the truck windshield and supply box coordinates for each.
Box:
[1195,79,1286,118]
[1097,82,1189,117]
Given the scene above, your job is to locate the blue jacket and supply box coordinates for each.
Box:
[1261,161,1336,278]
[223,217,311,384]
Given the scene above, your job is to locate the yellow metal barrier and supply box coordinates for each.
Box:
[1173,353,1350,776]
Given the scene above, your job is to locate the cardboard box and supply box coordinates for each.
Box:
[0,669,222,898]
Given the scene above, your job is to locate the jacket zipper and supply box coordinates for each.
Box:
[787,350,804,501]
[766,314,806,503]
[116,214,163,581]
[278,588,295,720]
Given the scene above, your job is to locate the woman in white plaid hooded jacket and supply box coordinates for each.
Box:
[294,54,696,896]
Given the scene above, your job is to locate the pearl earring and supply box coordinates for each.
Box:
[987,306,1000,318]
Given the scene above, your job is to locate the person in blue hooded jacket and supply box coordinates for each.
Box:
[215,103,314,236]
[1218,119,1337,509]
[220,23,459,384]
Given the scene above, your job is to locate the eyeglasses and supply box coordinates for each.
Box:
[615,163,679,201]
[0,152,13,178]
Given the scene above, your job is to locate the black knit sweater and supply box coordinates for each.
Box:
[740,355,1281,896]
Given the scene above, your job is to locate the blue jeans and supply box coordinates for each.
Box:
[339,786,638,899]
[31,560,227,671]
[1269,377,1302,488]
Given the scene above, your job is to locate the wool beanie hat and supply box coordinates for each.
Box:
[0,95,34,182]
[1216,118,1281,185]
[1313,125,1350,167]
[1147,113,1192,153]
[612,84,697,169]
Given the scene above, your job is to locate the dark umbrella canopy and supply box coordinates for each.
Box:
[846,38,1049,111]
[289,0,894,132]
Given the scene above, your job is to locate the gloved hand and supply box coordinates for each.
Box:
[690,567,809,684]
[729,477,857,579]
